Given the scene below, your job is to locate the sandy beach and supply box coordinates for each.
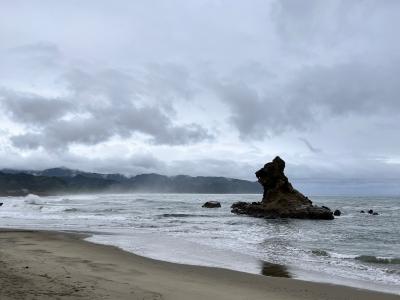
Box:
[0,229,397,300]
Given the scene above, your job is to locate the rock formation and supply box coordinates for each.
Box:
[202,201,221,208]
[231,156,334,220]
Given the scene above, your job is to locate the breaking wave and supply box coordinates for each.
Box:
[355,256,400,265]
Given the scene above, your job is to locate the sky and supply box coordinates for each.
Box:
[1,0,400,183]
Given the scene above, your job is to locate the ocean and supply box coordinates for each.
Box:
[0,193,399,294]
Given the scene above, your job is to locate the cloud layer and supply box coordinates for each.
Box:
[1,65,213,150]
[1,0,400,184]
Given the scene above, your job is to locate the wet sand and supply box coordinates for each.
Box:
[0,229,398,300]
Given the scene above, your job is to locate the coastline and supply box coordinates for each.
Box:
[86,230,400,295]
[0,229,398,300]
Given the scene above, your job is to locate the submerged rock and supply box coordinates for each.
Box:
[334,209,341,216]
[312,249,330,257]
[373,212,379,215]
[360,210,365,213]
[231,156,333,220]
[368,209,374,214]
[202,201,221,208]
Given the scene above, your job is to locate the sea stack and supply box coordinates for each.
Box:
[231,156,334,220]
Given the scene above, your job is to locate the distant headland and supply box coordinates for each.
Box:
[0,167,261,196]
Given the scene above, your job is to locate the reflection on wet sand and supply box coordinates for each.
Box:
[260,261,291,278]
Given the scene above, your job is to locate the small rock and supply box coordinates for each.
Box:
[368,209,374,214]
[333,209,341,216]
[360,210,365,213]
[0,203,3,206]
[202,201,221,208]
[373,212,379,215]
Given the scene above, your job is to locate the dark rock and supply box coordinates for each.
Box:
[231,157,334,220]
[202,201,221,208]
[360,210,365,213]
[0,203,3,207]
[261,261,291,278]
[368,209,374,214]
[231,201,267,218]
[333,210,341,216]
[373,212,379,215]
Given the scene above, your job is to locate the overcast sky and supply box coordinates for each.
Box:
[1,0,400,181]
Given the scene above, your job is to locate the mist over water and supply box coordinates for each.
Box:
[0,193,399,294]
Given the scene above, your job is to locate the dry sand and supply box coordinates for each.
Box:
[0,229,398,300]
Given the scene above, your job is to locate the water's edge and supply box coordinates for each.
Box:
[84,230,400,295]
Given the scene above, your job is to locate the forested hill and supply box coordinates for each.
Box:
[0,168,261,196]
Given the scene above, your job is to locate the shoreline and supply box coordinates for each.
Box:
[0,229,398,300]
[86,230,400,295]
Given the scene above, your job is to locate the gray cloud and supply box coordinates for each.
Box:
[2,62,213,150]
[208,79,314,139]
[0,90,73,125]
[289,62,400,116]
[209,60,400,140]
[11,133,41,150]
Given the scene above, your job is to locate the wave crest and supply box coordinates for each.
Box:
[355,255,400,264]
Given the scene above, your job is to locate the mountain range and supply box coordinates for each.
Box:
[0,167,262,196]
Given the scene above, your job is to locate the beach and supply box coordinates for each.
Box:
[2,193,399,293]
[0,229,398,300]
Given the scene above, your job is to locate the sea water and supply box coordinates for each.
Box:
[0,193,399,294]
